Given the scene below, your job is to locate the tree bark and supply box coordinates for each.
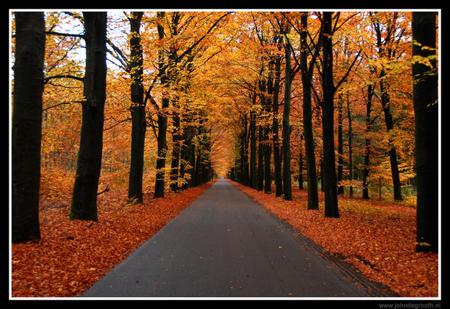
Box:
[347,92,353,197]
[272,52,283,196]
[264,62,273,194]
[379,73,403,201]
[412,12,438,253]
[127,12,145,204]
[168,15,182,192]
[154,12,169,198]
[242,113,250,185]
[257,124,264,191]
[282,41,292,200]
[180,119,195,189]
[12,12,45,242]
[169,95,181,192]
[373,16,403,202]
[249,93,257,188]
[299,134,304,189]
[321,12,339,217]
[320,159,324,192]
[70,12,107,221]
[179,58,195,190]
[362,84,373,199]
[337,94,344,195]
[300,13,319,209]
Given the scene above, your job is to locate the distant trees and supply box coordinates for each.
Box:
[12,12,46,242]
[230,11,426,224]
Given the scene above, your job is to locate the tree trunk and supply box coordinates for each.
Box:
[249,96,257,188]
[379,74,403,201]
[155,96,169,197]
[12,12,45,242]
[71,12,107,221]
[127,12,145,204]
[362,85,373,199]
[282,42,292,200]
[169,96,181,192]
[202,131,211,184]
[321,12,339,218]
[264,62,273,194]
[337,94,344,195]
[242,113,250,185]
[168,16,182,192]
[193,137,202,187]
[180,120,194,189]
[272,53,283,196]
[257,125,264,191]
[412,12,438,253]
[299,134,304,190]
[154,12,168,198]
[320,159,324,192]
[300,13,319,209]
[347,92,353,197]
[373,15,403,201]
[179,59,195,190]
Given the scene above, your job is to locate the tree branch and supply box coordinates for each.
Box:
[43,100,83,112]
[176,12,230,63]
[44,74,84,83]
[334,49,362,92]
[45,31,84,39]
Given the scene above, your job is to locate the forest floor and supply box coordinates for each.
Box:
[231,180,438,297]
[11,182,213,297]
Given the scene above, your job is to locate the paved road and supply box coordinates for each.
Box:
[84,179,392,297]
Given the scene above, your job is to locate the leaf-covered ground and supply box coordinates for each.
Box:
[231,181,438,297]
[12,183,212,297]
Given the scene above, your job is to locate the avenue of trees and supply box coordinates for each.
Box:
[226,12,438,253]
[11,11,438,253]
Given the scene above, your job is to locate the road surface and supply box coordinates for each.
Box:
[84,179,393,297]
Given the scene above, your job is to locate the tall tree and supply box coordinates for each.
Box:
[242,113,250,185]
[282,27,292,201]
[179,56,196,189]
[168,13,182,193]
[12,12,46,242]
[70,12,107,221]
[346,92,353,197]
[299,12,319,209]
[321,12,339,217]
[371,13,403,201]
[272,37,283,197]
[256,64,265,192]
[263,60,273,194]
[127,12,145,204]
[154,12,169,198]
[298,134,304,190]
[337,94,344,195]
[362,84,374,199]
[412,12,438,253]
[319,12,360,217]
[249,92,258,189]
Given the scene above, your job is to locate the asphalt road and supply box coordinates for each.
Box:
[84,179,393,297]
